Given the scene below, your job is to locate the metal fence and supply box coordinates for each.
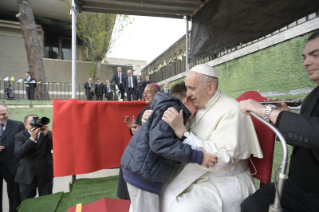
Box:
[149,56,186,83]
[0,81,120,101]
[148,12,319,83]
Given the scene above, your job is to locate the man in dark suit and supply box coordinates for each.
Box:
[14,114,53,202]
[104,80,114,101]
[94,79,104,101]
[110,67,126,100]
[136,76,144,100]
[84,78,94,100]
[0,104,25,212]
[24,72,36,100]
[143,75,150,88]
[239,31,319,212]
[124,70,137,101]
[161,81,170,95]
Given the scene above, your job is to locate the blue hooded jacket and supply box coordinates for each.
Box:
[121,92,204,194]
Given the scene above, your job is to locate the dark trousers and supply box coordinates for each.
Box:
[86,92,93,100]
[96,94,103,101]
[26,87,35,100]
[0,161,20,212]
[118,84,125,100]
[241,178,319,212]
[105,93,113,101]
[19,176,53,202]
[136,88,143,100]
[126,88,137,101]
[117,167,130,200]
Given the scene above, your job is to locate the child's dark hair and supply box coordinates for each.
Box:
[170,82,187,101]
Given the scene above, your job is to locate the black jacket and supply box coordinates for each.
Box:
[121,92,203,194]
[14,129,53,185]
[0,120,25,175]
[276,85,319,194]
[110,73,127,86]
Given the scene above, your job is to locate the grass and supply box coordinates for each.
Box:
[2,100,52,105]
[8,108,53,129]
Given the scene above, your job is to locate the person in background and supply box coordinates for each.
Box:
[104,80,114,101]
[94,79,104,101]
[84,78,94,100]
[136,76,144,100]
[110,67,126,100]
[5,82,13,100]
[24,72,36,100]
[124,70,137,101]
[161,81,170,95]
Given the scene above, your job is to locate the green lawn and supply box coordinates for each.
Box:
[8,108,53,129]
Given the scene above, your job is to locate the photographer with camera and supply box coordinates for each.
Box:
[14,114,53,201]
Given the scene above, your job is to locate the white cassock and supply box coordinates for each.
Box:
[160,90,263,212]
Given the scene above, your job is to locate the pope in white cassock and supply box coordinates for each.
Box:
[161,64,263,212]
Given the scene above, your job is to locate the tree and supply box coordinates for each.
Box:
[16,0,49,100]
[76,12,132,79]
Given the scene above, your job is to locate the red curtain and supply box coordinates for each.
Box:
[52,99,146,177]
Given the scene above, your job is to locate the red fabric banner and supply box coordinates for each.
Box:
[52,99,146,177]
[66,198,130,212]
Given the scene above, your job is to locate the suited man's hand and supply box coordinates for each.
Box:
[124,116,136,129]
[0,146,5,152]
[30,128,41,140]
[41,125,49,136]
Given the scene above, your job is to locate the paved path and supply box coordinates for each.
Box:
[2,168,119,212]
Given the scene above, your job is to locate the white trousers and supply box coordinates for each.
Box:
[127,183,160,212]
[168,172,250,212]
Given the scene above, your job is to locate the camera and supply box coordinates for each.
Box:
[30,117,50,129]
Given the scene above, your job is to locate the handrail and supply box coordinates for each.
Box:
[249,112,288,212]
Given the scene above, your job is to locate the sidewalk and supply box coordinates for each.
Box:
[2,168,120,211]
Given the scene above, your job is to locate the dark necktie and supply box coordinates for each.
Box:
[129,77,132,88]
[0,125,3,137]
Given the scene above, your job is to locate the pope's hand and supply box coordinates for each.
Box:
[162,107,187,139]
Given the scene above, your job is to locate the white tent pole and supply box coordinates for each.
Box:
[71,0,77,98]
[185,16,190,73]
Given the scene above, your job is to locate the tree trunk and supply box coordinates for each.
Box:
[95,61,101,79]
[16,0,49,100]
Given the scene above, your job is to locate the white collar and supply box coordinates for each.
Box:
[207,89,219,102]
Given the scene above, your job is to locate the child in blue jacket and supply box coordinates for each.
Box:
[121,82,217,212]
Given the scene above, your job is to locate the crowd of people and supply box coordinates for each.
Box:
[0,105,53,212]
[84,67,153,101]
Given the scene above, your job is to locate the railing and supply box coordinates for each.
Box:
[0,81,120,101]
[147,12,319,83]
[149,56,186,83]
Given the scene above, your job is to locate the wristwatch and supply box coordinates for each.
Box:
[264,104,276,122]
[180,131,190,142]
